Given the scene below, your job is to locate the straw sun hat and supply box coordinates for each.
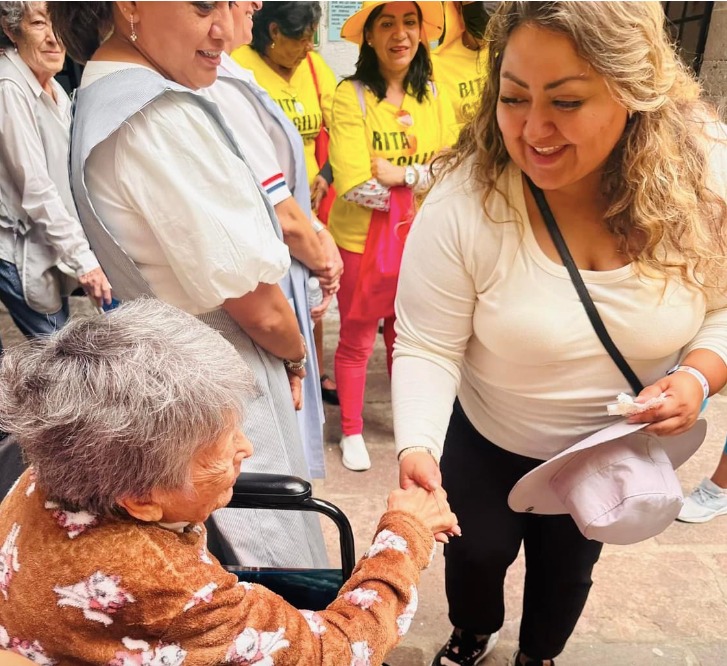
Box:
[340,1,445,45]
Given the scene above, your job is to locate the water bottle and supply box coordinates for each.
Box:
[308,276,323,308]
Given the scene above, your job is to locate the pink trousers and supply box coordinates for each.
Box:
[334,247,396,436]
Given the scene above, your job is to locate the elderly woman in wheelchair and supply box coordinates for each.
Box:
[0,300,458,665]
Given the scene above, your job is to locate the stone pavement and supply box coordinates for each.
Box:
[1,300,725,665]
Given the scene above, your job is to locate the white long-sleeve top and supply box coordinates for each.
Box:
[0,50,98,276]
[393,154,727,462]
[81,61,290,315]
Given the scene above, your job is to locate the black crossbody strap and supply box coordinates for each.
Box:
[525,176,645,394]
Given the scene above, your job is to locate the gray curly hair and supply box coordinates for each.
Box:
[0,299,255,516]
[0,1,34,47]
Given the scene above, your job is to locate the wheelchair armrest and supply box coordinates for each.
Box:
[224,473,356,580]
[228,472,311,507]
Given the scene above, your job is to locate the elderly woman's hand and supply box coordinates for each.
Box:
[371,157,406,188]
[398,451,451,541]
[387,485,460,541]
[78,267,113,308]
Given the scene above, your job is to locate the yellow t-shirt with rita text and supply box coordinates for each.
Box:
[328,80,458,254]
[431,38,487,133]
[231,46,336,186]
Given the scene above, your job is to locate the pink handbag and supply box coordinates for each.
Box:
[347,187,414,322]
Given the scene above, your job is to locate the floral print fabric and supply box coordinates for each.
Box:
[0,469,434,664]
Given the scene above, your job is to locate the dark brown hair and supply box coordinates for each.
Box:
[346,3,432,103]
[47,1,113,64]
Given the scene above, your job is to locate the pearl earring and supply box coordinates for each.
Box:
[129,15,137,42]
[271,42,276,49]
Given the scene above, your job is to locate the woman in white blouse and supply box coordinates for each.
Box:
[49,0,327,569]
[205,1,344,481]
[0,1,110,349]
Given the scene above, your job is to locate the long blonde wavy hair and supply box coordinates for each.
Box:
[437,1,727,292]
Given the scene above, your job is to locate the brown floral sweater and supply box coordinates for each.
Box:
[0,470,434,665]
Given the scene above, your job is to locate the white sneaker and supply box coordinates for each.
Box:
[677,478,727,523]
[339,434,371,471]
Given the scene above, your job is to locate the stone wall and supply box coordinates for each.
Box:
[700,2,727,110]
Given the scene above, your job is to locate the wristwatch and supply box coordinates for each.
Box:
[404,165,418,189]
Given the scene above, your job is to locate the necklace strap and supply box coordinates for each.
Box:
[524,176,645,395]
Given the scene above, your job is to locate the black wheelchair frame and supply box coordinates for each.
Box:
[212,472,356,610]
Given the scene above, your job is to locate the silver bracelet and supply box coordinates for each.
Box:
[397,446,441,463]
[311,219,325,234]
[283,357,306,372]
[283,336,307,372]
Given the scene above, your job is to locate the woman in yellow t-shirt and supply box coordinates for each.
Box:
[329,1,457,472]
[232,1,339,406]
[431,2,492,134]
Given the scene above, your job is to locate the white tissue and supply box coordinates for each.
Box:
[606,392,667,416]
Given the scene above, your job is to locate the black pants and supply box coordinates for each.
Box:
[440,401,603,661]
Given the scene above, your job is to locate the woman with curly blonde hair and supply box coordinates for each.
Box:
[392,2,727,665]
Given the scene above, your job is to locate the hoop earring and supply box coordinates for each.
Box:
[129,15,138,42]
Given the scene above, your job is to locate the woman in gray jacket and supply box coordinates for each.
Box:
[0,1,110,349]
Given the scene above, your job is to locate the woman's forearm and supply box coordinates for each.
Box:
[678,348,727,395]
[275,197,327,272]
[222,282,305,361]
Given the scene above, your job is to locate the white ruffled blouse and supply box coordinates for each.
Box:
[81,61,290,314]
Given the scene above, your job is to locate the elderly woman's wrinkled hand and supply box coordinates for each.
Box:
[398,452,450,541]
[387,485,460,541]
[627,371,704,435]
[371,157,405,188]
[78,267,112,308]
